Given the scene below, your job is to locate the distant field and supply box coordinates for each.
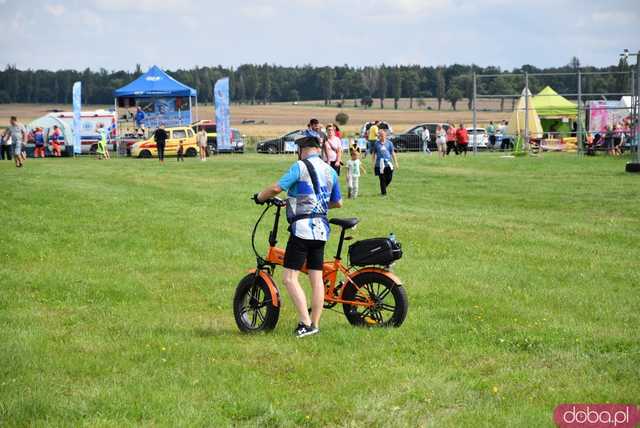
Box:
[0,100,511,138]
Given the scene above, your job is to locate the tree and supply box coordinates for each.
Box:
[390,68,402,110]
[242,66,259,105]
[616,57,631,93]
[492,75,513,112]
[435,67,445,110]
[446,86,463,111]
[377,68,387,109]
[235,74,246,103]
[260,64,272,104]
[450,74,473,110]
[404,70,419,109]
[319,67,336,105]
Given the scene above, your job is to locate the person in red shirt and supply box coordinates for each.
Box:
[456,123,469,156]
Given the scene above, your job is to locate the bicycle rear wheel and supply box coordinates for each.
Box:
[341,271,408,327]
[233,273,280,333]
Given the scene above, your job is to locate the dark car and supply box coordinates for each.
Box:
[391,123,453,151]
[192,121,245,154]
[256,129,306,154]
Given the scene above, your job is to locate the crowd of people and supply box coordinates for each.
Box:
[302,118,399,197]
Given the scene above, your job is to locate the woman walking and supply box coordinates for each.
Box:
[323,124,342,175]
[446,123,458,156]
[372,128,398,196]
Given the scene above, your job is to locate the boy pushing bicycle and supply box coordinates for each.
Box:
[254,135,342,338]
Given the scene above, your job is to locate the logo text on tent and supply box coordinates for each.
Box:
[146,76,161,81]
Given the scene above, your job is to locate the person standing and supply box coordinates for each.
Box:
[435,124,446,159]
[487,121,496,150]
[0,128,12,161]
[323,124,342,175]
[177,140,185,162]
[499,120,510,150]
[372,128,399,196]
[50,125,62,157]
[456,123,469,156]
[5,116,27,167]
[446,123,458,156]
[253,136,342,337]
[422,126,431,154]
[154,124,168,163]
[367,120,379,157]
[96,123,110,160]
[197,128,208,161]
[346,148,365,198]
[134,106,145,129]
[33,127,46,158]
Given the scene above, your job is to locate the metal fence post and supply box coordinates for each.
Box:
[577,70,583,156]
[472,72,477,154]
[524,72,529,152]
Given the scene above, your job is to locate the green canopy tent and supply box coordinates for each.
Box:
[532,86,578,137]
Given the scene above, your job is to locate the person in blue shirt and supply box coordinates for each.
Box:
[134,107,145,129]
[372,128,399,196]
[254,135,342,338]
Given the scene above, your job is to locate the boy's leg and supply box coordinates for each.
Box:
[283,268,312,326]
[353,176,359,198]
[308,269,324,327]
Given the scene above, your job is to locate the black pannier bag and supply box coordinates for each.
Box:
[348,238,402,266]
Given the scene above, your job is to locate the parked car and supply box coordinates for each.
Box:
[256,129,306,154]
[466,127,489,150]
[191,120,245,154]
[129,126,199,158]
[359,121,394,139]
[390,123,454,151]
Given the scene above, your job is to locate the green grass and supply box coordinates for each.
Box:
[1,152,639,427]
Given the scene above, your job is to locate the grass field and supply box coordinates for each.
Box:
[1,152,639,426]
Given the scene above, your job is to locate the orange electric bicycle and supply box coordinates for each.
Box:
[233,197,408,332]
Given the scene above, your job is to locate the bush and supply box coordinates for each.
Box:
[335,112,349,126]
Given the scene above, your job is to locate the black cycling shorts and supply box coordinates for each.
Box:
[284,235,326,271]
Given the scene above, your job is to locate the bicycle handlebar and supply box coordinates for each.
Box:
[251,194,286,207]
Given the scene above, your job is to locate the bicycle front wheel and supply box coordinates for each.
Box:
[233,273,280,333]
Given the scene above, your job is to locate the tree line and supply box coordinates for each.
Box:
[0,57,632,111]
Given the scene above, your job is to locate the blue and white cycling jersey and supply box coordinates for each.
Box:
[278,154,341,241]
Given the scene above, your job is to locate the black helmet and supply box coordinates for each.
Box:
[295,136,321,149]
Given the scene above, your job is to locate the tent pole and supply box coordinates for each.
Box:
[195,96,199,122]
[114,97,119,157]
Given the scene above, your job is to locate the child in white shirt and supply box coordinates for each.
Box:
[346,147,365,198]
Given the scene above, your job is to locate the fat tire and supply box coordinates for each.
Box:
[233,273,280,333]
[342,272,408,327]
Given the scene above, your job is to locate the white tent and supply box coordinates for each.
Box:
[507,88,544,139]
[27,114,74,152]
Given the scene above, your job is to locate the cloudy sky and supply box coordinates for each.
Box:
[1,0,638,71]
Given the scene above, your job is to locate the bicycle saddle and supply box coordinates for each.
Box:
[329,218,359,229]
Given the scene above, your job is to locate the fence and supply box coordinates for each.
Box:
[472,69,638,158]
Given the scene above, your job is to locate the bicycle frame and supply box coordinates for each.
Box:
[252,200,398,309]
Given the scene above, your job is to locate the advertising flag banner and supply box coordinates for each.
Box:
[214,78,231,151]
[72,81,82,154]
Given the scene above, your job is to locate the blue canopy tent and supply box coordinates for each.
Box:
[113,65,198,132]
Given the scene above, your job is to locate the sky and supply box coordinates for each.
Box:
[1,0,639,71]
